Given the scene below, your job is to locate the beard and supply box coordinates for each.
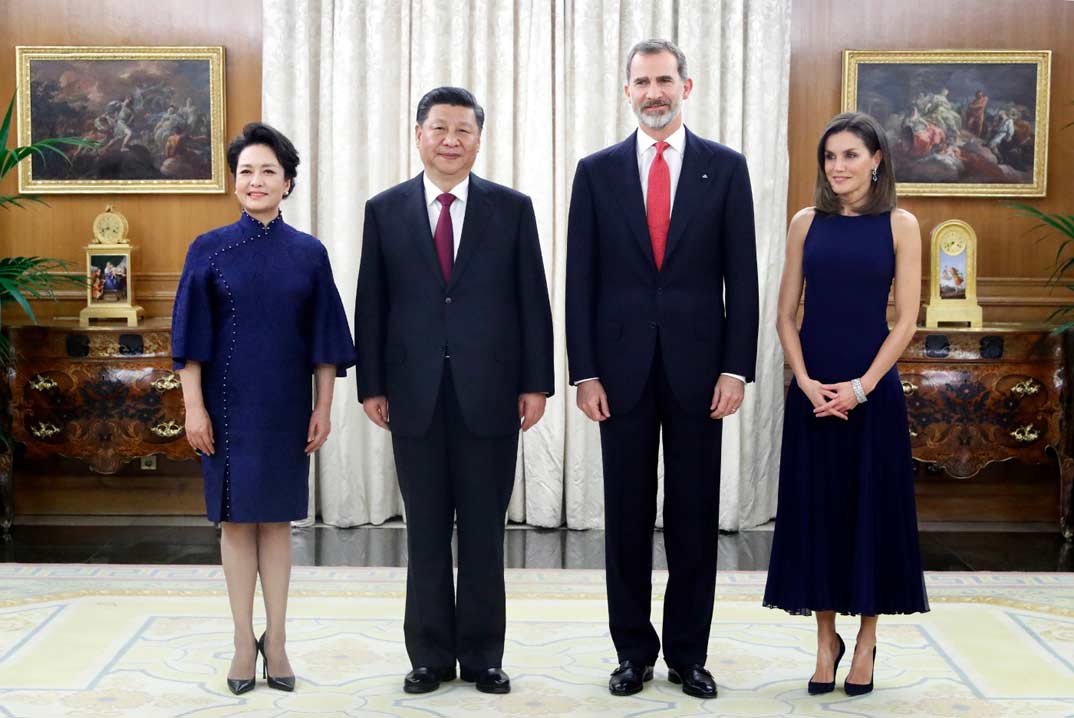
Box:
[633,98,681,130]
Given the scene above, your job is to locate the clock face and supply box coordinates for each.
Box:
[93,211,128,243]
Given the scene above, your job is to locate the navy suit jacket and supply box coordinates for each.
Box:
[356,173,554,437]
[565,128,759,416]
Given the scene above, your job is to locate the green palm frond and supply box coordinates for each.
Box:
[1008,202,1074,333]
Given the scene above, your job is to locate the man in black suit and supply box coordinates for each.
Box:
[355,87,554,696]
[566,40,759,699]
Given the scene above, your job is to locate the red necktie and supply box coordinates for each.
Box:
[434,192,455,281]
[647,141,670,270]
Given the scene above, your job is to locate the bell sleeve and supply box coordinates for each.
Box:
[171,239,215,370]
[310,244,357,377]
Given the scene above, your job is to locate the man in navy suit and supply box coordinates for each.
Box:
[566,40,759,699]
[356,87,554,696]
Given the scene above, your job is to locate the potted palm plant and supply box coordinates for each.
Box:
[1,90,97,534]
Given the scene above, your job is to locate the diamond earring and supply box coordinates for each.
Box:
[871,166,879,183]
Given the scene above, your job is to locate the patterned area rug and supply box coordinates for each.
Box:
[0,567,1072,717]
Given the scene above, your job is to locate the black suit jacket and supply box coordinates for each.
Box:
[356,173,554,437]
[565,128,759,416]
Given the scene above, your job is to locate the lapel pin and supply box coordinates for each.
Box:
[701,174,709,179]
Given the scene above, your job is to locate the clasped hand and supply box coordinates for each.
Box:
[802,378,860,421]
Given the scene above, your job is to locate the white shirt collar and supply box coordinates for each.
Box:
[636,123,686,158]
[423,173,470,207]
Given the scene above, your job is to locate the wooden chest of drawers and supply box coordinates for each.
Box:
[1,320,195,532]
[900,326,1073,538]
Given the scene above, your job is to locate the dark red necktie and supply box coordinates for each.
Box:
[434,192,455,281]
[647,141,670,270]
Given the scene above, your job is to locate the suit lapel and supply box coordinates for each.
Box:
[608,131,656,266]
[664,128,714,264]
[403,173,448,288]
[448,173,491,289]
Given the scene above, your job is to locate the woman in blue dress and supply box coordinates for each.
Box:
[172,123,355,694]
[763,113,929,696]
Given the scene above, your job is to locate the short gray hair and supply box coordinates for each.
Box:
[625,39,688,83]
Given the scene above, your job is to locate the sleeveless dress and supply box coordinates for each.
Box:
[763,211,929,616]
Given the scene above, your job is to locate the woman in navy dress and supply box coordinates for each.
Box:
[172,123,355,694]
[763,113,929,696]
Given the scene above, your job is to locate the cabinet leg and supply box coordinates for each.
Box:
[1058,451,1074,542]
[0,451,13,538]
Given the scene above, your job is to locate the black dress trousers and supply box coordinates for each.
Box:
[598,339,723,668]
[391,361,519,672]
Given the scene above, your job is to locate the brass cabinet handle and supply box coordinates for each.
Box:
[901,381,917,396]
[151,373,182,392]
[29,375,58,391]
[150,420,184,438]
[30,421,61,438]
[1011,424,1040,443]
[1010,379,1041,397]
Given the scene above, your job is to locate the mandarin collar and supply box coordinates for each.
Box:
[239,209,284,235]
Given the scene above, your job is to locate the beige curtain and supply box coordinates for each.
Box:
[262,0,791,530]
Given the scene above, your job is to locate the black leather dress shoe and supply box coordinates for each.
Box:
[668,664,718,698]
[461,667,511,694]
[403,666,456,694]
[609,660,654,696]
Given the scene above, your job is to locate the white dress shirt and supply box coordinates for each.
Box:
[575,124,744,387]
[423,173,468,259]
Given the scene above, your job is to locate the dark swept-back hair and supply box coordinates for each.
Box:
[226,122,300,198]
[625,39,689,83]
[814,112,896,216]
[415,86,485,131]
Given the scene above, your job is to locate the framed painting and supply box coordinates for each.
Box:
[925,219,982,327]
[842,50,1051,197]
[15,46,226,194]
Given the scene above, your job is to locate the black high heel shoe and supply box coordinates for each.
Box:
[807,633,845,695]
[227,639,258,695]
[844,645,876,696]
[257,631,296,692]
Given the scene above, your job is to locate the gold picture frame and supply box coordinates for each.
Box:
[16,46,226,194]
[842,50,1051,197]
[925,219,982,327]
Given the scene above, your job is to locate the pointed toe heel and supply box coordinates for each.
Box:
[257,631,296,692]
[844,645,876,696]
[807,633,845,695]
[226,638,258,695]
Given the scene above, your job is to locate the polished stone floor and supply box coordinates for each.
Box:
[2,520,1071,571]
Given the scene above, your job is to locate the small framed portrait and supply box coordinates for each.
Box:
[842,50,1051,197]
[15,45,226,194]
[88,252,130,305]
[925,219,982,327]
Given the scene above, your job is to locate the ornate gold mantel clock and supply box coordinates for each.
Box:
[924,219,983,328]
[79,205,144,327]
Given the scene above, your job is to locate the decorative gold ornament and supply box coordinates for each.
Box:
[29,375,58,391]
[30,421,62,439]
[1011,379,1042,397]
[151,373,182,392]
[1011,424,1040,443]
[150,420,184,438]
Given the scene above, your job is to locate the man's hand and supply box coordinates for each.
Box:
[518,392,547,432]
[710,375,745,420]
[363,395,390,430]
[576,379,611,422]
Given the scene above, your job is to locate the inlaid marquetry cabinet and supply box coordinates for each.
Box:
[900,325,1073,539]
[5,319,195,474]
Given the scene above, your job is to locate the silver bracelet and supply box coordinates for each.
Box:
[851,378,868,404]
